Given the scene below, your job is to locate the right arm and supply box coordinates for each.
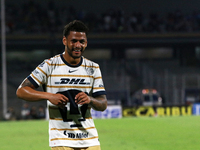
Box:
[16,78,68,107]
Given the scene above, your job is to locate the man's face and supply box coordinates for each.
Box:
[63,31,87,59]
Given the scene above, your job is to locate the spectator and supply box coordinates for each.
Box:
[30,106,38,119]
[21,103,30,120]
[5,107,16,120]
[38,105,46,119]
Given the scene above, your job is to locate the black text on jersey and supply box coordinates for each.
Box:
[55,78,90,85]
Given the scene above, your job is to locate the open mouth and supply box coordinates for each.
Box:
[73,48,82,53]
[73,49,82,56]
[74,50,81,52]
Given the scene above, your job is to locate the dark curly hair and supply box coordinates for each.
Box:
[63,20,89,37]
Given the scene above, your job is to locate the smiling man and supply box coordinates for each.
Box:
[16,20,107,150]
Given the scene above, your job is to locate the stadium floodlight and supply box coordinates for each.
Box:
[1,0,7,119]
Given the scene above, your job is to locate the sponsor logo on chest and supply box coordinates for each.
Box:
[55,78,90,85]
[64,131,89,139]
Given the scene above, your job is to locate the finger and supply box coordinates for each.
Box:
[75,92,85,100]
[61,99,68,105]
[57,98,67,105]
[77,97,89,104]
[63,95,69,102]
[75,95,85,103]
[61,95,69,103]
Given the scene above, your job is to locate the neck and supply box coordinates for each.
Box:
[62,52,81,65]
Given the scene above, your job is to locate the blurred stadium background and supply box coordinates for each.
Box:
[1,0,200,120]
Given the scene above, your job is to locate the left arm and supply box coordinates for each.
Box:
[75,92,107,111]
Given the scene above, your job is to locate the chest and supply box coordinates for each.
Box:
[48,65,94,86]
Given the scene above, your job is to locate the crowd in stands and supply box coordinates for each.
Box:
[5,103,46,120]
[5,0,200,35]
[21,103,46,120]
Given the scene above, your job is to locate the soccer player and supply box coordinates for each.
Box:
[16,20,107,150]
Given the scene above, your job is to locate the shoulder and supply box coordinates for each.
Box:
[44,54,62,65]
[82,57,99,68]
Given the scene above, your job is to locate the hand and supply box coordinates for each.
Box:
[48,93,69,108]
[75,92,91,105]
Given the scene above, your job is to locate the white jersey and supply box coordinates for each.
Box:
[27,54,106,148]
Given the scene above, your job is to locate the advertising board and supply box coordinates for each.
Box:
[192,103,200,115]
[123,105,192,117]
[91,105,122,119]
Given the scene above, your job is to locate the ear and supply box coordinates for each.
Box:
[62,36,67,45]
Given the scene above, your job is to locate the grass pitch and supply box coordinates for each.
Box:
[0,116,199,150]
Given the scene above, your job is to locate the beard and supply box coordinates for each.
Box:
[67,45,84,59]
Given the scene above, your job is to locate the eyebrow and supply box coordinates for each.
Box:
[71,39,86,42]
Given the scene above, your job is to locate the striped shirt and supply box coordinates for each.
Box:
[27,54,106,147]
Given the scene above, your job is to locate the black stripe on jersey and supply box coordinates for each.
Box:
[27,75,39,88]
[60,54,83,67]
[92,91,106,97]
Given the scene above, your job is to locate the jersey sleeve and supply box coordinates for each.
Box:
[27,60,50,88]
[92,65,106,97]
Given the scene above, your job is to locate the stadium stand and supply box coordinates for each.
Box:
[4,0,200,35]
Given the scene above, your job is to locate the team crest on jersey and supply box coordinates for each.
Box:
[33,70,39,74]
[86,67,94,75]
[99,84,104,87]
[38,61,45,67]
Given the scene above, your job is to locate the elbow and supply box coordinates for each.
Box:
[16,89,21,99]
[16,88,23,99]
[101,107,107,112]
[101,101,107,111]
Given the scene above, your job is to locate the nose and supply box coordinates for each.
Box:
[75,41,81,48]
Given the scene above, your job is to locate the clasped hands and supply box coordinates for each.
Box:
[49,92,91,108]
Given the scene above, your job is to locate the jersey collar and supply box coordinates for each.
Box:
[60,54,83,68]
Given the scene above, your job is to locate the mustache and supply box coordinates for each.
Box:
[72,48,83,51]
